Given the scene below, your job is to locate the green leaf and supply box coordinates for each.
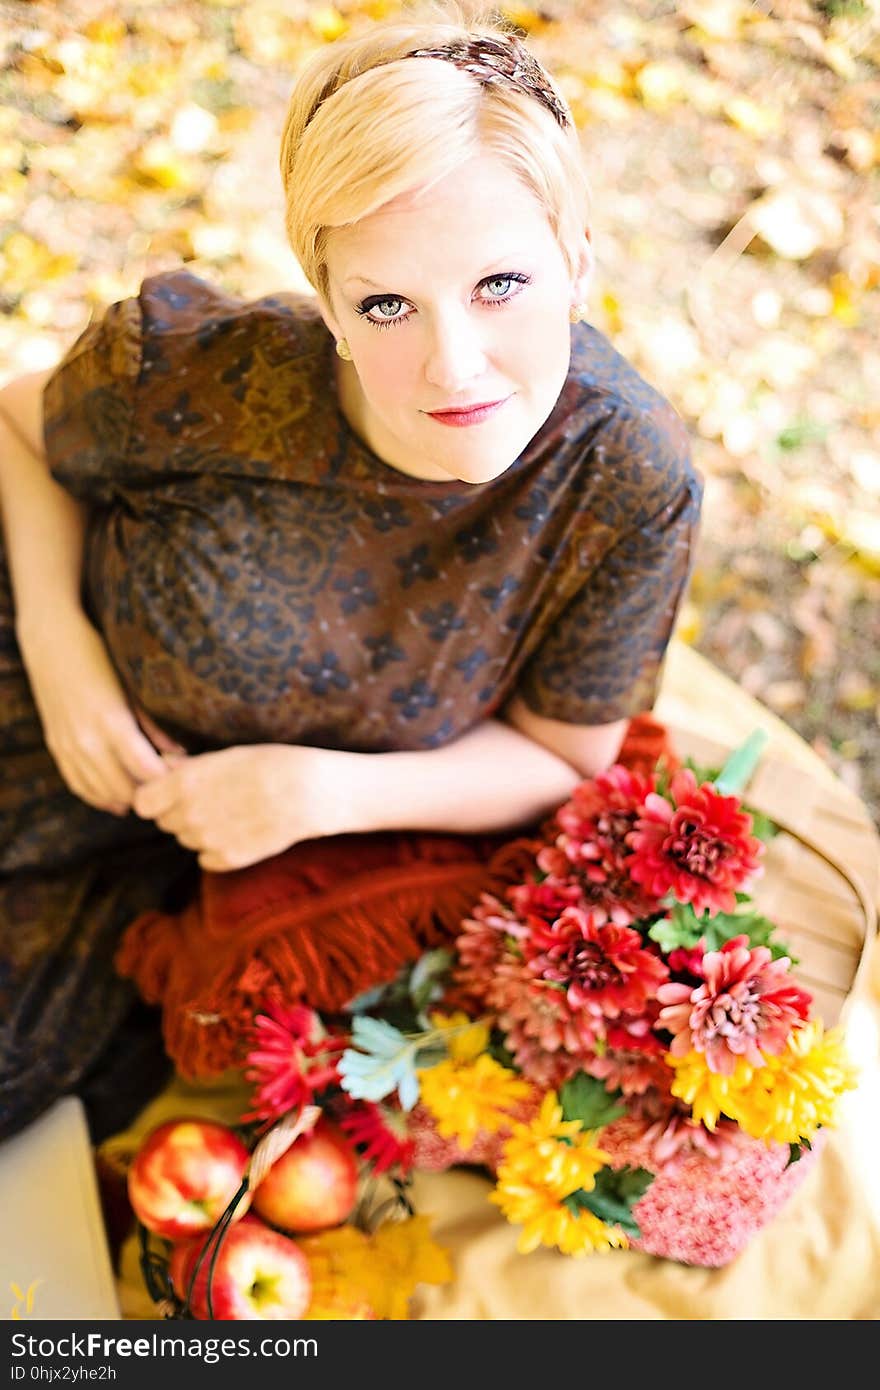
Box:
[714,729,768,796]
[350,1014,409,1058]
[559,1072,627,1131]
[776,418,829,452]
[345,980,395,1014]
[563,1166,654,1240]
[744,809,778,844]
[337,1041,421,1109]
[785,1136,813,1169]
[408,949,454,1011]
[648,905,702,953]
[648,901,796,962]
[487,1032,516,1070]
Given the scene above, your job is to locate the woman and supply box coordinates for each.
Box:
[0,3,702,1141]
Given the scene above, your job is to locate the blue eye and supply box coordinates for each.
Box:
[356,296,410,328]
[354,272,531,330]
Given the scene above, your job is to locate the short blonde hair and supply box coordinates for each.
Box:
[279,1,591,306]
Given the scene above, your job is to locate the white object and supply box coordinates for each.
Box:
[0,1097,120,1320]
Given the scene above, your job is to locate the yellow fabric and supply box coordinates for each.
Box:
[110,644,880,1320]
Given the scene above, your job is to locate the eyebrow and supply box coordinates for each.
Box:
[342,256,533,292]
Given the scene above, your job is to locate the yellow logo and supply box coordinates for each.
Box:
[9,1279,41,1319]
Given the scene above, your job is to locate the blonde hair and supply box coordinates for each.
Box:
[279,0,591,306]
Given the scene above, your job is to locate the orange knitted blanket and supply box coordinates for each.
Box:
[115,714,676,1078]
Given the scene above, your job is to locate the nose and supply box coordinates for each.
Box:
[422,307,488,394]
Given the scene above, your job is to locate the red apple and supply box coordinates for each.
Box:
[128,1118,252,1240]
[168,1214,311,1320]
[251,1118,359,1233]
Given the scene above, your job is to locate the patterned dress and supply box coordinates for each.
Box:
[0,269,702,1140]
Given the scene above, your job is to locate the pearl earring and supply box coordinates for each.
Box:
[335,339,353,361]
[569,304,588,324]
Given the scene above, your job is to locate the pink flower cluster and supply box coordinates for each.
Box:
[453,762,813,1171]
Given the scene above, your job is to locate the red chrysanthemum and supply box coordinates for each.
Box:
[656,934,812,1073]
[666,941,708,977]
[523,905,670,1022]
[628,768,764,916]
[534,765,663,924]
[337,1101,415,1178]
[507,878,584,925]
[242,996,347,1125]
[605,1003,666,1055]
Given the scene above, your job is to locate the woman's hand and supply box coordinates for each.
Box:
[19,610,186,815]
[131,743,342,872]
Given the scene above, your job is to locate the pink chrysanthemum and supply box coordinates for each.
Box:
[454,894,520,1000]
[523,905,669,1022]
[336,1101,415,1178]
[656,934,811,1074]
[583,1047,673,1100]
[628,768,764,916]
[242,997,347,1125]
[534,765,663,924]
[637,1105,753,1174]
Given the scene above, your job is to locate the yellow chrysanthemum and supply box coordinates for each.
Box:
[729,1021,859,1144]
[417,1054,532,1150]
[428,1009,491,1062]
[666,1049,758,1130]
[499,1090,611,1195]
[487,1091,621,1256]
[490,1175,628,1256]
[298,1215,452,1321]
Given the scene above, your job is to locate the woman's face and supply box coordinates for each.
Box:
[321,153,590,484]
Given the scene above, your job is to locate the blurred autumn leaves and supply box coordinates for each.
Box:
[1,0,879,816]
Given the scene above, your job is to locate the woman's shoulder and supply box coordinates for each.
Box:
[43,269,337,498]
[135,268,328,368]
[558,320,701,516]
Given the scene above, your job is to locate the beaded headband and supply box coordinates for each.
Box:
[306,34,571,131]
[405,35,571,129]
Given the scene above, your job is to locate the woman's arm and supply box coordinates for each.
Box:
[133,718,594,871]
[338,717,587,836]
[0,372,182,809]
[133,700,633,869]
[0,370,86,641]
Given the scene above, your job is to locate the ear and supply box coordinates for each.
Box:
[316,293,342,341]
[570,228,595,305]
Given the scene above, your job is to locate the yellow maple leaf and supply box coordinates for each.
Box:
[724,96,781,139]
[367,1215,453,1319]
[309,7,349,42]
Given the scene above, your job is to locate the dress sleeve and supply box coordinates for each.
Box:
[515,423,703,726]
[42,293,143,505]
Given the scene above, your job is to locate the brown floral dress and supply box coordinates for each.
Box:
[0,269,702,1140]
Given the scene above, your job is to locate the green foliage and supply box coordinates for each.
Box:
[714,730,769,796]
[776,418,829,451]
[487,1033,517,1071]
[649,901,797,962]
[563,1166,654,1240]
[559,1072,627,1131]
[785,1136,813,1169]
[338,1016,421,1110]
[345,949,453,1029]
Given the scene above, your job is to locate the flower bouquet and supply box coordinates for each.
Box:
[135,729,859,1316]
